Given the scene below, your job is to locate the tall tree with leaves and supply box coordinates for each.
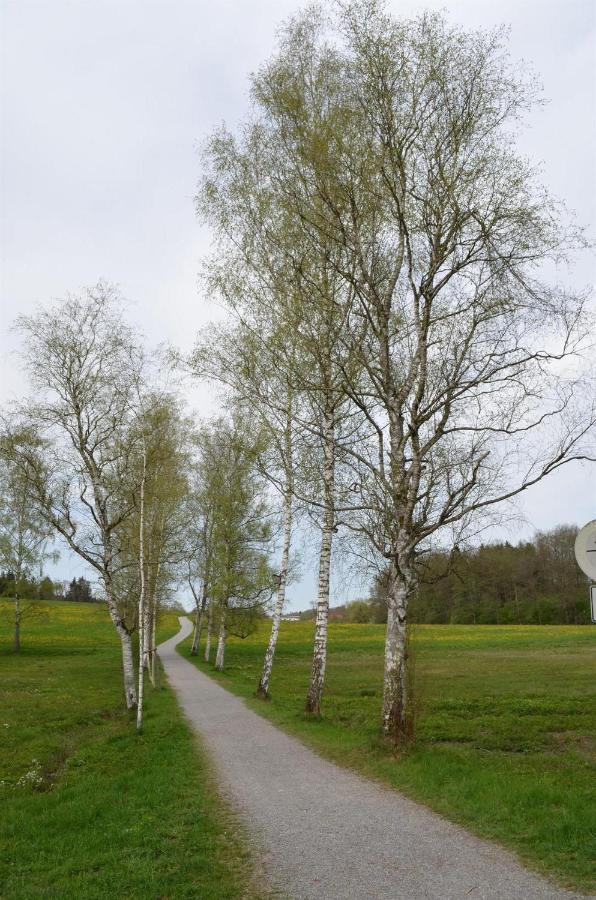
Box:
[196,416,273,673]
[4,284,147,708]
[115,392,193,727]
[0,456,55,650]
[211,1,594,740]
[188,321,297,695]
[197,119,361,714]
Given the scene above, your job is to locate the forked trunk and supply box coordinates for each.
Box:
[257,488,292,698]
[106,595,137,709]
[214,606,227,671]
[381,559,414,744]
[204,596,214,662]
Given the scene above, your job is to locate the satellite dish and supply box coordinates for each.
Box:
[574,520,596,581]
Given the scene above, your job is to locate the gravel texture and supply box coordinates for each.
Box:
[159,617,585,900]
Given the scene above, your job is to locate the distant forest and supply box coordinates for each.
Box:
[0,574,96,604]
[301,525,591,625]
[406,525,588,625]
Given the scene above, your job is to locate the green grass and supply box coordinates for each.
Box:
[182,621,596,894]
[0,600,266,899]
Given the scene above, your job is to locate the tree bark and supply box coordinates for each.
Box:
[305,409,334,715]
[136,444,147,733]
[257,487,292,698]
[105,596,137,709]
[214,606,227,671]
[13,596,21,652]
[149,593,158,687]
[191,588,207,656]
[204,596,214,662]
[120,626,137,710]
[144,559,160,672]
[381,559,414,743]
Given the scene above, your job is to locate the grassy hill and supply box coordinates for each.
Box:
[182,621,596,894]
[0,601,265,899]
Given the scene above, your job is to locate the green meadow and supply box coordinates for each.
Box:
[0,601,265,900]
[183,620,596,894]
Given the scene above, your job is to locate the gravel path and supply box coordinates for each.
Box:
[159,617,583,900]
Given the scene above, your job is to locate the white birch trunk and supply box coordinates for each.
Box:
[149,592,158,686]
[257,486,292,698]
[305,409,335,715]
[144,601,152,671]
[214,606,227,671]
[13,595,21,652]
[381,558,414,742]
[204,596,214,662]
[191,587,207,656]
[117,618,137,709]
[145,552,161,679]
[136,443,147,732]
[103,584,137,708]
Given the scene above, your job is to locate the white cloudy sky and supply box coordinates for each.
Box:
[1,0,595,609]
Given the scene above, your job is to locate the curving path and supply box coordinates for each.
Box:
[158,617,584,900]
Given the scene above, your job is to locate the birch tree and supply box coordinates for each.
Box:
[4,284,146,708]
[0,455,55,651]
[188,322,297,696]
[197,123,361,714]
[138,399,193,687]
[183,463,215,657]
[116,394,193,723]
[196,416,274,673]
[250,2,594,741]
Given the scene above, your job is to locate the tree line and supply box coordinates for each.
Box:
[0,287,281,730]
[185,2,594,742]
[329,525,590,625]
[1,1,594,745]
[0,573,95,603]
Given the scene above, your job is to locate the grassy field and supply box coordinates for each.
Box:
[0,600,266,899]
[181,620,596,894]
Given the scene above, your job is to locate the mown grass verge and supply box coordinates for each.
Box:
[181,620,596,894]
[0,601,266,899]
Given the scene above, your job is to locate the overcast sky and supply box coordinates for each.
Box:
[1,0,595,609]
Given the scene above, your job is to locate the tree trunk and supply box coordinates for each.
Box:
[214,607,227,671]
[144,565,159,672]
[106,597,137,709]
[149,594,158,687]
[136,446,147,733]
[257,487,292,698]
[204,596,214,662]
[191,588,207,656]
[381,559,414,744]
[305,409,335,716]
[13,596,21,652]
[143,600,152,671]
[120,627,137,710]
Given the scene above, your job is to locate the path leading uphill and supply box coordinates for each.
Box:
[158,618,581,900]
